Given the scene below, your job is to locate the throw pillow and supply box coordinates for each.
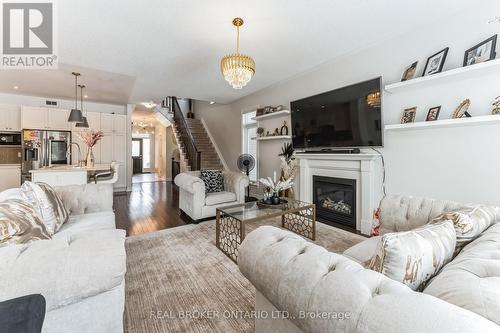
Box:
[21,182,69,235]
[368,220,456,291]
[200,170,224,193]
[430,205,500,255]
[0,199,51,246]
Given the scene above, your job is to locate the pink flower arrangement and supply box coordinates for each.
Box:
[78,130,103,148]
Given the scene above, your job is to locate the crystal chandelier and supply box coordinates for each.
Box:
[220,18,256,89]
[366,90,381,108]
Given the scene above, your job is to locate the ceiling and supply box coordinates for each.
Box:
[0,0,476,105]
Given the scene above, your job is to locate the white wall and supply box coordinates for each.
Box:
[0,92,126,114]
[201,3,500,205]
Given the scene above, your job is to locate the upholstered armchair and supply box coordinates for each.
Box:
[174,171,249,221]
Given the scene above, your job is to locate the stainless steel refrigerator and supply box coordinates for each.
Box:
[21,129,71,183]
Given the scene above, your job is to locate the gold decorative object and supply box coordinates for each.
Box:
[366,90,381,108]
[216,200,316,262]
[452,99,471,118]
[220,17,256,89]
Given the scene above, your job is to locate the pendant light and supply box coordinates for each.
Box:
[75,84,89,128]
[68,72,84,122]
[220,17,256,89]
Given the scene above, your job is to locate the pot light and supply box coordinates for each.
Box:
[209,101,216,105]
[141,101,157,109]
[13,85,19,90]
[84,95,88,99]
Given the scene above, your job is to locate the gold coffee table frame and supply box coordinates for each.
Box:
[216,199,316,262]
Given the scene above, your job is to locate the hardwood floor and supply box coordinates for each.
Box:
[114,181,186,236]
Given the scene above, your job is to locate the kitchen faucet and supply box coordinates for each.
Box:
[67,142,85,167]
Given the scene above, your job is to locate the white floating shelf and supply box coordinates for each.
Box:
[252,110,291,121]
[254,135,292,141]
[385,58,500,94]
[385,115,500,132]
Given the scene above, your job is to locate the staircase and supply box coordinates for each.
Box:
[170,97,224,171]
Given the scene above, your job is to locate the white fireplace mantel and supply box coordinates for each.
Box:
[295,153,382,235]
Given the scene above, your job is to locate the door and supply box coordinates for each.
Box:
[132,138,143,174]
[47,109,70,130]
[22,107,47,129]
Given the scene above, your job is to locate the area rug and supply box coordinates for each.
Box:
[124,219,365,333]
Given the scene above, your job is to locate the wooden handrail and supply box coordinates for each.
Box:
[172,97,201,170]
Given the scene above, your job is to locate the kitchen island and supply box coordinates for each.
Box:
[30,164,111,186]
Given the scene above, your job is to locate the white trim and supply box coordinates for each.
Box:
[200,117,229,171]
[252,110,290,121]
[385,115,500,131]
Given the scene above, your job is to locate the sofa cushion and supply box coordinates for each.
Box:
[205,191,236,206]
[0,229,126,311]
[424,222,500,325]
[0,188,23,201]
[200,169,224,193]
[21,182,69,234]
[0,200,51,246]
[368,221,456,290]
[343,236,381,266]
[430,205,500,255]
[53,211,116,239]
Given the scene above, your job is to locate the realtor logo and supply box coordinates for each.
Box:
[1,0,57,69]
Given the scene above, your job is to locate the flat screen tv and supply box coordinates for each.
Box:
[291,77,383,150]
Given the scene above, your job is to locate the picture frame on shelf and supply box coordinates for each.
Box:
[401,61,418,81]
[256,108,265,117]
[401,107,417,124]
[463,35,497,66]
[492,96,500,115]
[426,106,441,121]
[423,47,449,76]
[452,99,471,118]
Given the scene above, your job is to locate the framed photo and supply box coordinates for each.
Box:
[452,99,471,118]
[401,107,417,124]
[426,106,441,121]
[463,35,497,66]
[423,48,449,76]
[401,61,418,81]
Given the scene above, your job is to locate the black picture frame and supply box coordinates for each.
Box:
[423,47,449,76]
[463,35,497,66]
[426,106,441,121]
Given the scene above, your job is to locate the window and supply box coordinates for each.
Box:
[242,111,258,182]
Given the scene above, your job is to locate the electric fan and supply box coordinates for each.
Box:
[237,154,256,201]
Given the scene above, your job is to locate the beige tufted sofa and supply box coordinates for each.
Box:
[174,171,249,221]
[238,195,500,333]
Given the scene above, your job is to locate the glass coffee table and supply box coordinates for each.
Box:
[216,199,316,262]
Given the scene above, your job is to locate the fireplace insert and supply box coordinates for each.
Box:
[313,176,356,229]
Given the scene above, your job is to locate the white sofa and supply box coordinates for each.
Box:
[0,183,126,333]
[239,195,500,333]
[174,171,249,221]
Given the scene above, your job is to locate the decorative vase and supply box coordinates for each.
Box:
[279,171,295,199]
[86,147,95,167]
[271,193,280,205]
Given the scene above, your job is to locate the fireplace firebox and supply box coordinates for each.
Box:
[313,176,356,229]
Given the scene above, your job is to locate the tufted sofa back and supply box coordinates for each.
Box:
[239,226,500,333]
[54,183,114,215]
[379,195,471,235]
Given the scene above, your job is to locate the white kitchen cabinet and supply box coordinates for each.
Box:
[0,105,21,131]
[99,133,127,190]
[0,166,21,191]
[22,107,70,130]
[71,112,101,131]
[101,113,127,133]
[47,109,71,130]
[22,106,46,129]
[113,115,127,133]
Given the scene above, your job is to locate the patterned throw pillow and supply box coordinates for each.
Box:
[368,220,456,291]
[430,205,500,255]
[21,182,69,235]
[200,170,224,193]
[0,199,51,246]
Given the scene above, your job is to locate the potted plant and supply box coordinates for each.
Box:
[78,130,104,167]
[278,142,298,198]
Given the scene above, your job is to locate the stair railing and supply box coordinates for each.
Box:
[172,97,201,170]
